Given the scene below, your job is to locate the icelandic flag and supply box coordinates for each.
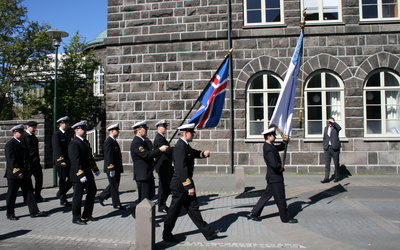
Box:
[188,56,230,128]
[269,31,304,138]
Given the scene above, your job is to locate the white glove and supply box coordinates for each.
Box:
[80,176,88,183]
[109,170,115,177]
[95,171,101,176]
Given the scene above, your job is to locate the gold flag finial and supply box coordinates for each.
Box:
[300,8,307,30]
[225,48,234,58]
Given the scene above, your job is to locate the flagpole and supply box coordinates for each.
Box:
[282,9,307,166]
[168,49,234,145]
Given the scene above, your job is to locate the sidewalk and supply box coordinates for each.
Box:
[0,167,400,249]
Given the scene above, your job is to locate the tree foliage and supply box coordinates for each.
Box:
[39,32,102,127]
[0,0,53,119]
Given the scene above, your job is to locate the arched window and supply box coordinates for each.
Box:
[246,71,282,138]
[305,71,345,138]
[364,69,400,137]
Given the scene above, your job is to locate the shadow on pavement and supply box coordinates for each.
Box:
[0,229,31,240]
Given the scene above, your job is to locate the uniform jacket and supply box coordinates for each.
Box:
[153,133,173,174]
[130,135,161,181]
[68,137,99,183]
[264,142,285,184]
[103,136,123,174]
[22,132,41,167]
[4,138,30,179]
[170,138,206,192]
[323,122,342,151]
[52,129,71,166]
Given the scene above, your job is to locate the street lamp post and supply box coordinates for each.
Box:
[46,29,69,187]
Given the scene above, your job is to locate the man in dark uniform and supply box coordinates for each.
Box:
[128,120,168,217]
[52,116,72,206]
[68,121,101,225]
[247,127,297,223]
[163,123,220,242]
[153,120,174,213]
[22,121,45,202]
[5,124,43,220]
[321,117,342,183]
[97,123,125,210]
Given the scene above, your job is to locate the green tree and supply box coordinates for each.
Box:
[40,32,102,127]
[0,0,53,119]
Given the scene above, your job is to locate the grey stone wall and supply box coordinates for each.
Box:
[102,0,400,174]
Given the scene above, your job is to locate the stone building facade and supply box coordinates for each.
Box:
[94,0,400,174]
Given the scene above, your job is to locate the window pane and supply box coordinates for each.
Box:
[326,74,340,87]
[366,73,380,87]
[250,93,263,106]
[266,9,281,22]
[308,92,322,105]
[250,107,264,120]
[327,92,341,119]
[366,105,381,119]
[366,91,381,104]
[308,121,323,134]
[362,0,377,4]
[362,5,378,18]
[248,10,262,23]
[266,0,280,8]
[250,75,263,89]
[267,75,281,89]
[386,91,399,119]
[384,72,399,86]
[250,122,264,135]
[268,93,279,120]
[247,0,262,9]
[307,74,321,88]
[367,120,382,134]
[308,107,322,120]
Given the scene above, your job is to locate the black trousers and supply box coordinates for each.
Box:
[6,178,39,216]
[157,171,173,210]
[130,179,155,214]
[31,164,43,199]
[72,181,97,222]
[99,172,122,206]
[57,166,72,202]
[163,191,214,238]
[250,182,291,222]
[324,146,340,179]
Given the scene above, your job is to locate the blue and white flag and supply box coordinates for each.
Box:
[188,56,230,128]
[269,31,304,139]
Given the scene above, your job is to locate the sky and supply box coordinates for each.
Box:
[23,0,108,50]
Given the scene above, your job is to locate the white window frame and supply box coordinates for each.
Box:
[363,70,400,138]
[301,0,342,23]
[304,71,346,139]
[93,65,104,97]
[359,0,400,21]
[243,0,285,26]
[246,72,282,139]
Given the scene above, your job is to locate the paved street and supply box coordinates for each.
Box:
[0,167,399,249]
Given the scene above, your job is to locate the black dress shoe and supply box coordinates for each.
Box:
[35,197,47,203]
[113,205,126,210]
[205,228,221,241]
[333,178,340,182]
[7,215,18,220]
[163,234,180,242]
[158,208,168,213]
[81,216,98,222]
[73,220,87,225]
[97,195,105,206]
[283,219,298,223]
[247,213,261,221]
[30,211,46,218]
[60,200,71,206]
[321,179,330,183]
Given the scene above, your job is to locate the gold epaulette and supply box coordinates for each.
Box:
[13,168,20,174]
[76,170,84,176]
[57,157,64,162]
[182,178,191,186]
[107,164,115,169]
